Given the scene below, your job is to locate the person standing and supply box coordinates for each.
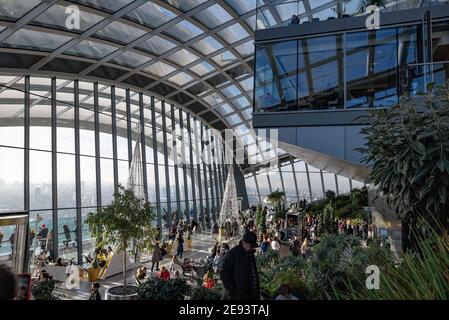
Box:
[176,233,184,259]
[260,237,269,254]
[9,230,15,254]
[89,282,101,300]
[289,235,301,257]
[62,224,71,249]
[271,237,280,252]
[219,232,260,300]
[300,238,310,259]
[151,242,161,272]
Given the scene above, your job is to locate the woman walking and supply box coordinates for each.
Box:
[151,242,161,272]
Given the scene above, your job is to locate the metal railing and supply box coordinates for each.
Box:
[255,0,449,30]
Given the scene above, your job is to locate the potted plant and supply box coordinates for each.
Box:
[191,278,223,300]
[87,257,100,282]
[85,184,157,300]
[31,278,59,300]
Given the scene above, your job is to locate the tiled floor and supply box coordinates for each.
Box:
[53,232,239,300]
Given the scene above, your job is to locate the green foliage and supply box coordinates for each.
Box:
[256,249,280,272]
[85,184,157,254]
[85,184,157,288]
[334,226,449,300]
[304,234,392,299]
[325,190,336,201]
[138,277,191,300]
[266,190,285,205]
[273,206,287,223]
[255,205,266,233]
[318,202,336,235]
[190,283,223,300]
[307,199,327,217]
[359,83,449,231]
[259,255,308,298]
[31,279,59,300]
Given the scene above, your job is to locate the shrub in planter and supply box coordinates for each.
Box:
[31,279,59,300]
[304,234,392,299]
[190,283,223,300]
[138,277,191,300]
[259,255,308,299]
[256,249,279,272]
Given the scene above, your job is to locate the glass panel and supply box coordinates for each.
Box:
[125,1,176,28]
[235,41,254,57]
[65,40,118,59]
[225,114,241,126]
[192,36,223,55]
[30,150,52,210]
[275,1,306,22]
[100,158,114,205]
[190,61,215,76]
[193,4,232,28]
[239,77,253,92]
[1,28,71,51]
[346,28,399,109]
[0,146,24,211]
[70,0,132,13]
[94,21,146,44]
[255,40,298,112]
[0,0,41,21]
[337,175,351,195]
[143,61,176,77]
[80,156,96,207]
[167,49,199,67]
[218,23,249,44]
[165,20,203,42]
[137,35,176,56]
[224,0,256,15]
[309,172,322,201]
[222,85,241,98]
[168,72,194,86]
[256,173,270,200]
[57,153,76,208]
[0,81,24,148]
[32,4,103,32]
[57,209,78,263]
[323,173,337,195]
[214,103,233,116]
[234,96,250,110]
[212,51,237,66]
[163,0,207,13]
[111,50,151,68]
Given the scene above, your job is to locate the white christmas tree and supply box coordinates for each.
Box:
[128,125,145,200]
[218,166,240,227]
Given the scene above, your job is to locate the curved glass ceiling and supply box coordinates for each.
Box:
[0,0,429,172]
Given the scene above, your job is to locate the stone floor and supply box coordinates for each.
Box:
[53,232,239,300]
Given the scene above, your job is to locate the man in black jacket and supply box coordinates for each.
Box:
[219,232,260,300]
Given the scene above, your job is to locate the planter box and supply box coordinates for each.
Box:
[87,267,100,282]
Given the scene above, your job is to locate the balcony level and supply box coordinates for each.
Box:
[252,4,449,182]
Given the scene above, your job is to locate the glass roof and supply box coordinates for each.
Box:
[0,0,41,21]
[125,1,176,28]
[0,0,410,170]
